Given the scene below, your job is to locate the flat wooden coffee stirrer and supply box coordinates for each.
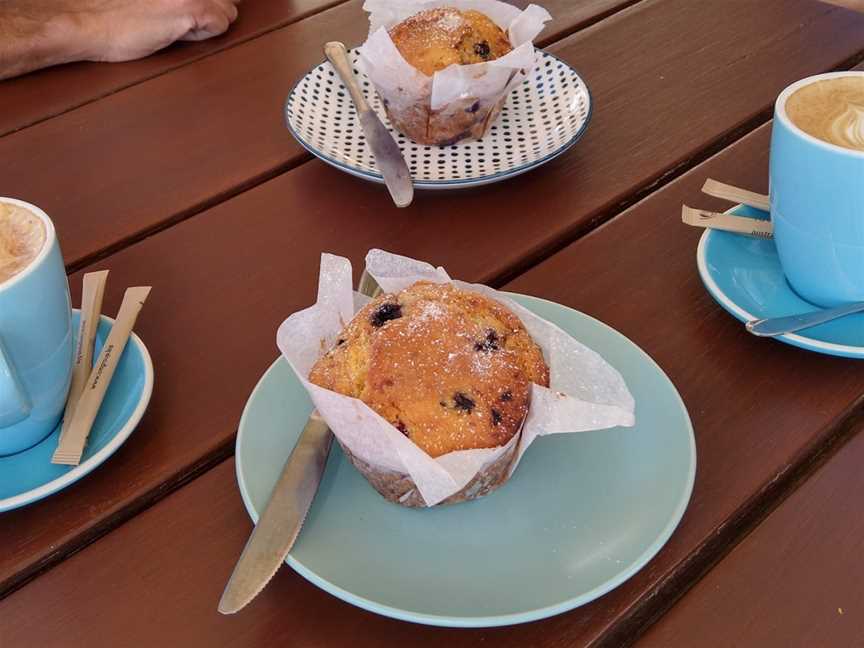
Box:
[53,286,151,465]
[702,178,770,212]
[682,205,774,238]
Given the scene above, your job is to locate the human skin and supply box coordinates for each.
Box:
[0,0,241,80]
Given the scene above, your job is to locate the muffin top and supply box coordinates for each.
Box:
[308,281,549,458]
[388,7,513,76]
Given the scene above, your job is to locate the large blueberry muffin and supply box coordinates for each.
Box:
[309,281,549,458]
[389,7,513,76]
[377,7,515,146]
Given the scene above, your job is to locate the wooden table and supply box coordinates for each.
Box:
[1,1,863,645]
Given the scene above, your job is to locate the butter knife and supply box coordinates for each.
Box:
[218,270,381,614]
[746,301,864,337]
[324,41,414,208]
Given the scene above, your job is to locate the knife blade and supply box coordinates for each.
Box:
[218,413,332,614]
[219,270,381,614]
[324,41,414,208]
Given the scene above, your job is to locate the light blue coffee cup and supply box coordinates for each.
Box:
[0,198,73,455]
[770,71,864,308]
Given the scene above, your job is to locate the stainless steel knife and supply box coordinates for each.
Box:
[218,270,381,615]
[324,41,414,208]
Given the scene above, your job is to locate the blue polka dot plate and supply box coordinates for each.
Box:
[0,310,153,512]
[698,205,864,359]
[284,50,592,189]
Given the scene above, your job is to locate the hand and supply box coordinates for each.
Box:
[0,0,241,80]
[75,0,242,62]
[66,0,242,62]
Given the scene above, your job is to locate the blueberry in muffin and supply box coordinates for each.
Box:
[309,281,549,458]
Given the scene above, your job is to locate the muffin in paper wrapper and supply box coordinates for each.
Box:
[277,250,635,507]
[357,0,552,145]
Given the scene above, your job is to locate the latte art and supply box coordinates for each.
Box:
[831,103,864,152]
[785,76,864,152]
[0,202,47,286]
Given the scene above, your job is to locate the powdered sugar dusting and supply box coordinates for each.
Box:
[437,9,466,34]
[276,250,635,507]
[410,299,446,326]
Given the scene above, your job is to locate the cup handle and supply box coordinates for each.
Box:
[0,334,31,427]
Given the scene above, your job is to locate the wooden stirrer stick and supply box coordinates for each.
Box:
[52,286,151,465]
[702,179,770,212]
[682,205,774,239]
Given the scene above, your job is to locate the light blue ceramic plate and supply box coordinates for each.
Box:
[698,205,864,359]
[0,310,153,512]
[236,294,695,627]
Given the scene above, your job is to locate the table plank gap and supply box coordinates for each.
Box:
[3,0,864,626]
[534,0,646,45]
[488,51,864,289]
[5,0,861,272]
[64,154,311,275]
[4,114,864,646]
[56,0,651,275]
[637,416,864,648]
[0,438,236,600]
[494,119,864,646]
[599,405,864,648]
[50,8,864,279]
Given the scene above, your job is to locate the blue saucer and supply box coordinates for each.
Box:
[698,205,864,359]
[0,310,153,512]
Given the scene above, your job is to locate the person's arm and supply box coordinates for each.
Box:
[0,0,240,81]
[0,7,80,80]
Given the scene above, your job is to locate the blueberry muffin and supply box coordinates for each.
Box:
[389,7,513,76]
[309,281,549,458]
[372,7,516,146]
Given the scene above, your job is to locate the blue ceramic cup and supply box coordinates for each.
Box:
[0,199,73,455]
[770,71,864,307]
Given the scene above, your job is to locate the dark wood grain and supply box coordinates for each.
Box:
[3,1,864,640]
[0,0,861,273]
[0,0,653,598]
[3,119,864,648]
[495,125,864,647]
[2,2,864,603]
[638,423,864,648]
[1,0,629,139]
[0,460,529,648]
[0,0,352,138]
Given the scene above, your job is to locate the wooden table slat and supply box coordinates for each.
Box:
[2,4,864,645]
[497,122,864,648]
[0,0,663,596]
[3,114,864,647]
[0,0,861,274]
[0,0,352,138]
[2,0,864,604]
[638,420,864,648]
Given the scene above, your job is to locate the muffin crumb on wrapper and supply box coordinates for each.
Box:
[277,250,635,507]
[357,0,552,146]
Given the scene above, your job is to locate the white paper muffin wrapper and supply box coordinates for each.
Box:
[357,0,552,113]
[277,250,635,506]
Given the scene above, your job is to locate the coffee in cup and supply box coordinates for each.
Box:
[0,201,47,286]
[784,75,864,152]
[770,71,864,307]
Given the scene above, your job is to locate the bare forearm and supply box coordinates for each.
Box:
[0,6,87,80]
[0,0,239,81]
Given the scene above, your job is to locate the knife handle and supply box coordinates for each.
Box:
[324,42,370,114]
